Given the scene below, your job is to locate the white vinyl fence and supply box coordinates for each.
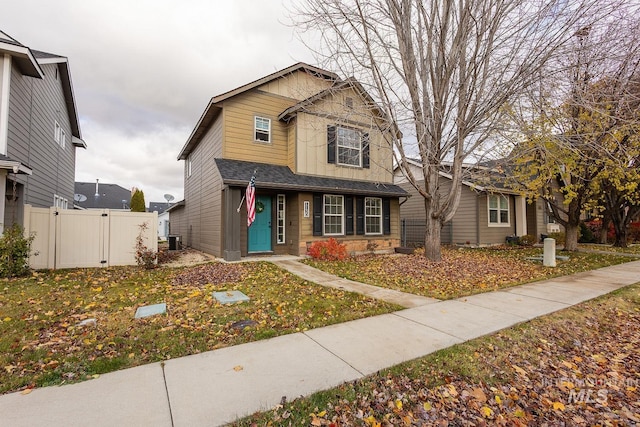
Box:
[23,205,158,269]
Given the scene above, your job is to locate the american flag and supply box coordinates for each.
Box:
[246,175,256,227]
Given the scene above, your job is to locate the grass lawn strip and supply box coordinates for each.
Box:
[579,243,640,255]
[305,246,632,299]
[0,262,398,395]
[235,283,640,426]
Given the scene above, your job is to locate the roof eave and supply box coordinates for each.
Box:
[178,100,221,160]
[0,160,32,175]
[0,41,44,78]
[221,178,407,197]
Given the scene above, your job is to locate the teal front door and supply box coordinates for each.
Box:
[248,196,272,252]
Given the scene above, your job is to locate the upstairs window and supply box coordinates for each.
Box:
[327,125,369,168]
[488,194,510,226]
[187,156,192,177]
[254,116,271,143]
[54,122,66,148]
[337,127,361,167]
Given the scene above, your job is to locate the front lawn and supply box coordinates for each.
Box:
[236,282,640,426]
[0,262,398,395]
[305,246,633,299]
[580,243,640,254]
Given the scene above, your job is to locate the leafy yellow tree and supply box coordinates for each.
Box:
[508,12,640,251]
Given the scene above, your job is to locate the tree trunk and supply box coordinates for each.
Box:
[599,219,609,244]
[424,199,442,261]
[564,222,580,251]
[612,221,628,248]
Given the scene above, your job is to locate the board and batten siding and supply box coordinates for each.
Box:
[7,62,75,208]
[258,69,333,101]
[222,90,293,166]
[296,112,393,183]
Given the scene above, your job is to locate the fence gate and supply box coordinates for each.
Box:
[24,205,157,269]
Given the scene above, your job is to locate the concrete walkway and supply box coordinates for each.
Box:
[273,259,438,308]
[1,261,639,427]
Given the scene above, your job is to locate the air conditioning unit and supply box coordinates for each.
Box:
[547,223,561,233]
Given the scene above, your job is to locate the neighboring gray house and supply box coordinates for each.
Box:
[395,159,559,246]
[148,201,172,240]
[0,31,85,232]
[74,181,132,210]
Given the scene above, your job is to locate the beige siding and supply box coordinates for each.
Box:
[398,177,479,244]
[450,183,479,245]
[296,111,394,183]
[258,69,333,101]
[222,90,292,165]
[477,194,516,244]
[287,120,296,172]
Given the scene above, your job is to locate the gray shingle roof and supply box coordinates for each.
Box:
[74,182,132,209]
[215,159,408,197]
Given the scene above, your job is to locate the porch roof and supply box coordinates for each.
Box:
[215,158,408,198]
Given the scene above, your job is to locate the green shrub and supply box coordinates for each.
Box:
[519,234,537,246]
[578,222,596,243]
[547,231,565,245]
[307,238,348,261]
[0,224,35,278]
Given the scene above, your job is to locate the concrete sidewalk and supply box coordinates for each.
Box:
[1,261,639,427]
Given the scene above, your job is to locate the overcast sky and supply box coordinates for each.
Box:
[2,0,315,205]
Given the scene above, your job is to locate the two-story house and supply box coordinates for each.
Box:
[0,31,85,233]
[171,63,407,260]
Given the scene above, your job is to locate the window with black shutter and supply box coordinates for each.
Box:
[327,125,336,164]
[313,194,323,236]
[383,198,391,235]
[345,195,354,235]
[362,133,370,169]
[355,197,365,235]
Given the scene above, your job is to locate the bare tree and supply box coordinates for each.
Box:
[293,0,608,260]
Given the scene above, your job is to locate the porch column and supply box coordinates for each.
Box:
[515,195,527,237]
[223,186,242,261]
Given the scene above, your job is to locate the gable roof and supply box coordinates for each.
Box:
[177,63,339,160]
[148,201,173,214]
[278,77,401,139]
[74,182,132,210]
[395,158,518,194]
[215,158,408,197]
[0,30,43,78]
[0,31,84,146]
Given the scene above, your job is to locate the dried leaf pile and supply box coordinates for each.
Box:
[237,284,640,426]
[306,247,631,299]
[0,262,396,394]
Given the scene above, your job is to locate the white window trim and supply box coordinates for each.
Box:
[364,197,383,235]
[276,194,286,244]
[254,116,271,143]
[54,121,60,143]
[323,194,344,236]
[187,156,192,178]
[487,194,510,227]
[336,126,362,167]
[53,194,68,209]
[59,128,66,149]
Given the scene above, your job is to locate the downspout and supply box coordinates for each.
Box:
[0,54,11,155]
[476,193,481,245]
